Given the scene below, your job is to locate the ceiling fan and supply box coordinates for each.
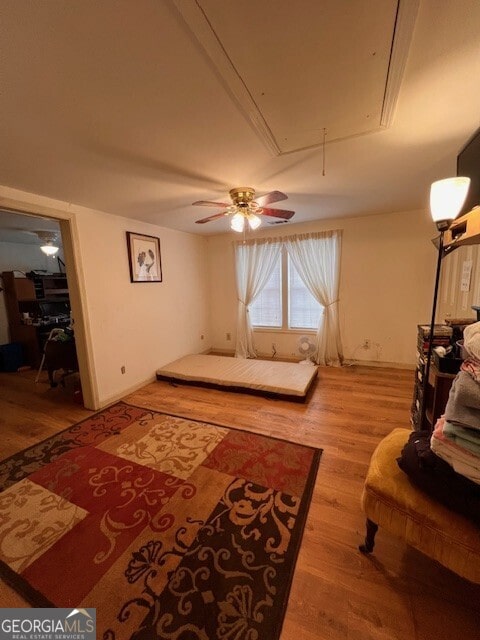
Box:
[193,188,295,232]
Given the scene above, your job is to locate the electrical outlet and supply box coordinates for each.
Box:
[121,366,126,374]
[226,333,231,341]
[363,339,371,350]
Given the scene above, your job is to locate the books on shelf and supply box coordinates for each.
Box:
[416,324,453,356]
[412,324,454,430]
[417,324,453,338]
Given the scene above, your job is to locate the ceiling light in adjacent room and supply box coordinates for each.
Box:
[40,243,59,256]
[35,230,60,256]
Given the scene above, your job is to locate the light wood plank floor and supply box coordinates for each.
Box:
[1,366,479,639]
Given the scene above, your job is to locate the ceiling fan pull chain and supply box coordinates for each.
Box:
[322,128,327,177]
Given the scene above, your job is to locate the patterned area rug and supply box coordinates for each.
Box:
[0,402,321,639]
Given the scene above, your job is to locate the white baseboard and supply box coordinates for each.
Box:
[343,358,415,370]
[96,374,157,410]
[208,349,415,370]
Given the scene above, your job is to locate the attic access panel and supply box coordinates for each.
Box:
[174,0,418,155]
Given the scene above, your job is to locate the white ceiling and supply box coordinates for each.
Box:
[0,0,479,236]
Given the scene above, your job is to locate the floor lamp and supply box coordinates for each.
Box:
[420,176,471,431]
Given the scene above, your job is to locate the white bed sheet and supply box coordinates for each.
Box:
[156,354,317,398]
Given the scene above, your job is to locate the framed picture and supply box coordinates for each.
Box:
[126,232,162,283]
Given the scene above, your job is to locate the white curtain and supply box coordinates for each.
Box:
[234,238,282,358]
[285,231,343,366]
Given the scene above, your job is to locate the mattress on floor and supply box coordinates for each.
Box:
[156,354,318,399]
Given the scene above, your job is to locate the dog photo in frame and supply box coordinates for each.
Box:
[126,232,162,282]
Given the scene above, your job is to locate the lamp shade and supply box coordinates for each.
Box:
[430,177,471,229]
[230,212,245,233]
[247,213,261,230]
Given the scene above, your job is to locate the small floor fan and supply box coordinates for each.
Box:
[297,336,316,365]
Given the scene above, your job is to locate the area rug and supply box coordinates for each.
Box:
[0,402,321,640]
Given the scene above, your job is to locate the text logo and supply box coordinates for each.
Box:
[0,608,96,640]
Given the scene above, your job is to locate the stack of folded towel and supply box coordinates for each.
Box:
[431,321,480,485]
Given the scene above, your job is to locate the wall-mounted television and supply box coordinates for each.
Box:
[457,127,480,217]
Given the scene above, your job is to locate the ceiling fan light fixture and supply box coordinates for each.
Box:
[230,212,245,233]
[40,243,59,256]
[247,213,261,230]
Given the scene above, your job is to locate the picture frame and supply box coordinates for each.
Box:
[126,232,162,283]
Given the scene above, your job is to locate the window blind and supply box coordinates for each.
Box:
[288,257,322,329]
[249,256,282,327]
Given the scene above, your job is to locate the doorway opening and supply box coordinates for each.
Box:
[0,208,88,408]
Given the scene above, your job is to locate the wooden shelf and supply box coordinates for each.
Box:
[33,297,70,303]
[44,288,69,295]
[444,206,480,251]
[411,335,457,431]
[423,364,455,430]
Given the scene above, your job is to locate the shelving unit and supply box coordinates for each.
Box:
[30,274,69,300]
[2,271,71,367]
[424,365,456,430]
[411,324,453,431]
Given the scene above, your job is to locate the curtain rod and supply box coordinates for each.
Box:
[233,229,342,247]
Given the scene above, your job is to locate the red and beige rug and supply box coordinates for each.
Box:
[0,402,321,639]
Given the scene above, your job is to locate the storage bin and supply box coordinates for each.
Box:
[433,350,462,374]
[0,342,23,372]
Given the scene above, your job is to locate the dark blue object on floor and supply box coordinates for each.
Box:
[0,342,23,372]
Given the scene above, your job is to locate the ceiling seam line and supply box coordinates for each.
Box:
[193,0,278,149]
[381,0,401,120]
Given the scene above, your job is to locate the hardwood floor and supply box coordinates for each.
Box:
[1,365,479,639]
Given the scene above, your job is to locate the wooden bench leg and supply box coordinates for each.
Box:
[359,518,378,554]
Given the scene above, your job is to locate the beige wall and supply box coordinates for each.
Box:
[0,186,210,408]
[73,209,210,404]
[207,209,437,366]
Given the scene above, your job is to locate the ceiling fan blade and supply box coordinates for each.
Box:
[255,190,288,207]
[195,212,228,224]
[192,200,230,207]
[260,207,295,220]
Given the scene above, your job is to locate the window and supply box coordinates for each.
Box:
[248,256,282,327]
[250,249,322,330]
[288,260,322,329]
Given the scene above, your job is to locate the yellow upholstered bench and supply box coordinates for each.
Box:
[360,428,480,583]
